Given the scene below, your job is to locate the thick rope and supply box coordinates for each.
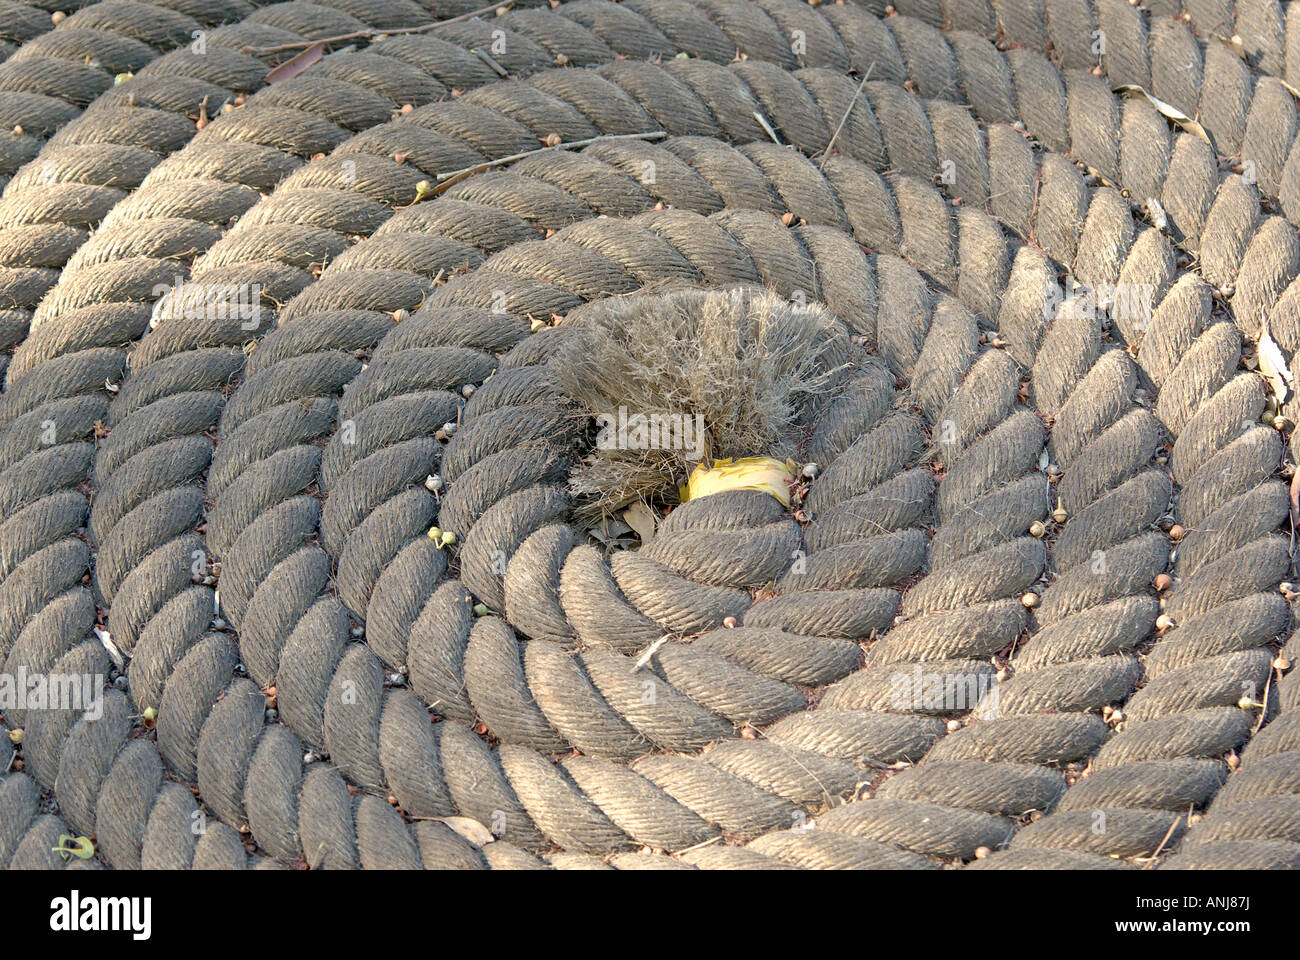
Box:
[3,0,1299,868]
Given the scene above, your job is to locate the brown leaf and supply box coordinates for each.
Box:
[623,502,657,545]
[265,41,326,85]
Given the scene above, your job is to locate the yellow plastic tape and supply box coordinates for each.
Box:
[680,457,796,508]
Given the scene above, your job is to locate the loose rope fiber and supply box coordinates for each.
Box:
[2,0,1299,869]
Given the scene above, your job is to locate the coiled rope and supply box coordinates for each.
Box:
[2,0,1299,868]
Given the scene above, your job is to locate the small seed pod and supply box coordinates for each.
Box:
[1280,581,1294,594]
[1155,613,1173,631]
[1109,709,1124,723]
[946,719,962,733]
[8,728,22,744]
[1052,505,1068,523]
[473,603,490,617]
[1237,697,1256,710]
[1029,520,1045,538]
[1021,592,1039,608]
[425,474,443,493]
[1275,415,1290,431]
[722,616,737,628]
[392,308,409,323]
[142,706,158,722]
[801,462,819,479]
[426,525,443,541]
[1153,573,1172,592]
[439,531,456,547]
[1168,524,1184,541]
[530,318,546,332]
[441,421,457,436]
[996,667,1012,682]
[461,384,476,399]
[1275,657,1292,672]
[974,846,991,860]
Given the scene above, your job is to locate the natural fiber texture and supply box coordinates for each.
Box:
[2,0,1299,870]
[556,288,847,515]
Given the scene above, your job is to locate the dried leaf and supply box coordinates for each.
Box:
[265,41,326,84]
[436,816,495,846]
[1114,84,1212,146]
[94,626,124,670]
[623,501,657,545]
[588,516,634,547]
[1257,325,1294,405]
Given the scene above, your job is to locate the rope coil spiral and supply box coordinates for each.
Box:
[2,0,1300,870]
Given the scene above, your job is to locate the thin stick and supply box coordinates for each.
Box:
[431,130,667,195]
[1148,814,1184,862]
[753,110,782,145]
[818,63,874,167]
[471,47,508,77]
[633,636,671,672]
[241,0,516,56]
